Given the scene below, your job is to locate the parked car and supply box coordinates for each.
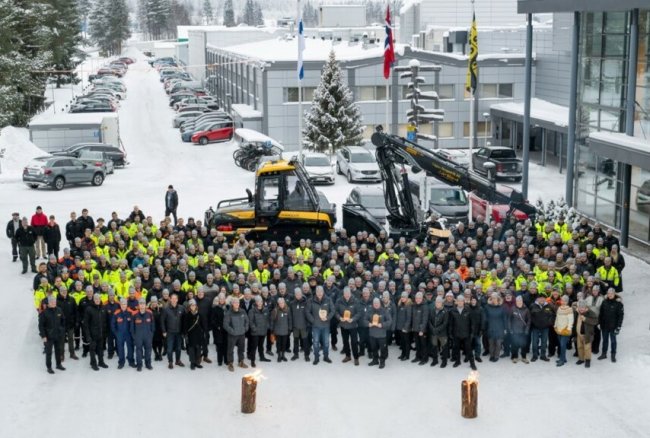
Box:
[181,116,233,141]
[118,57,135,64]
[180,113,231,132]
[69,102,116,113]
[472,146,523,181]
[336,146,381,183]
[468,185,530,223]
[96,67,121,77]
[409,178,469,224]
[169,92,196,107]
[177,104,209,114]
[434,148,470,168]
[149,56,175,67]
[173,111,204,128]
[52,143,127,167]
[92,87,125,100]
[77,150,114,175]
[191,120,235,145]
[636,179,650,213]
[301,152,335,184]
[346,186,387,225]
[23,156,105,190]
[175,97,219,111]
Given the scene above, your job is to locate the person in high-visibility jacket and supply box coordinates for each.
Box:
[252,260,270,286]
[292,255,312,279]
[234,252,251,273]
[592,238,609,260]
[534,216,546,235]
[113,272,132,299]
[295,239,313,261]
[181,271,203,295]
[33,277,54,312]
[597,257,621,292]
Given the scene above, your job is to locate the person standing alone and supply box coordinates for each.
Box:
[165,185,179,225]
[39,296,66,374]
[15,217,36,274]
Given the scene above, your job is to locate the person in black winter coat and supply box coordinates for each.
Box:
[529,295,556,362]
[195,289,213,364]
[428,297,449,367]
[65,212,80,247]
[210,294,228,366]
[469,296,484,362]
[183,300,205,369]
[509,296,531,363]
[6,212,20,262]
[165,185,179,225]
[449,295,476,370]
[39,296,66,373]
[56,287,78,361]
[14,217,36,274]
[598,288,624,362]
[248,296,271,366]
[410,292,429,365]
[83,294,110,371]
[149,297,164,361]
[44,216,61,258]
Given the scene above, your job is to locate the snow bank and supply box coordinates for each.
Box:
[0,127,46,182]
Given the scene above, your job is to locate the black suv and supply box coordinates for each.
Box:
[52,143,127,167]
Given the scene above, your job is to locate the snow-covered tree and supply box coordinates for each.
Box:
[146,0,171,40]
[168,0,192,36]
[252,1,263,26]
[303,51,364,154]
[223,0,235,27]
[201,0,213,24]
[302,1,318,27]
[89,0,130,55]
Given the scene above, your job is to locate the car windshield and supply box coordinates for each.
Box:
[360,194,385,208]
[429,188,467,206]
[350,152,375,163]
[304,156,330,167]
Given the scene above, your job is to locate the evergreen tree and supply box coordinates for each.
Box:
[77,0,91,38]
[303,1,317,27]
[223,0,235,27]
[147,0,171,40]
[202,0,213,25]
[252,1,264,26]
[168,0,192,37]
[241,0,254,25]
[303,51,364,154]
[89,0,130,55]
[42,0,82,87]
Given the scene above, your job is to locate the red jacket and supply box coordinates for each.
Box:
[31,212,48,227]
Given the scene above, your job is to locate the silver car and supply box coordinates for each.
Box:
[301,152,335,184]
[23,156,105,190]
[78,150,114,175]
[336,146,381,183]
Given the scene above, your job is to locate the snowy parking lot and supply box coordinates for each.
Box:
[1,47,650,438]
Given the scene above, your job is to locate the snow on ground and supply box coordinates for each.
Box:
[0,46,648,438]
[0,127,45,182]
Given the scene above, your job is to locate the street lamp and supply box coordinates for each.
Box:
[482,112,491,147]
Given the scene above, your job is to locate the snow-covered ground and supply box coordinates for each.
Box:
[0,46,648,438]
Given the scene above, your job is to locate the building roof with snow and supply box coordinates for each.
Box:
[490,98,569,131]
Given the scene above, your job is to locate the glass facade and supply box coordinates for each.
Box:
[576,10,650,243]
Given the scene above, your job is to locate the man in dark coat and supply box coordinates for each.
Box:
[410,292,429,365]
[56,286,78,361]
[335,287,360,365]
[224,299,249,371]
[6,212,20,262]
[305,286,334,365]
[44,215,61,258]
[195,288,213,364]
[65,212,80,247]
[161,293,185,369]
[14,217,36,274]
[39,296,66,374]
[83,294,109,371]
[529,295,555,362]
[165,185,179,225]
[289,289,310,361]
[449,295,476,370]
[598,288,624,363]
[366,298,392,369]
[428,297,450,367]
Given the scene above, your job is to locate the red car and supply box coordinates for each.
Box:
[191,121,234,145]
[468,185,529,223]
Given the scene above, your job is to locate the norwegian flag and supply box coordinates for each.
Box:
[383,6,395,79]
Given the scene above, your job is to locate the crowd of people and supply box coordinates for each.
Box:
[7,197,625,375]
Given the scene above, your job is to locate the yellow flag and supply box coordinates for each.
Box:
[466,12,478,93]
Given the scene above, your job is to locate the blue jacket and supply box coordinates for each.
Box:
[111,308,133,338]
[131,310,155,341]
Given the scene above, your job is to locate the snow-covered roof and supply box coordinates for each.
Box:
[28,112,118,128]
[234,128,283,149]
[491,98,568,128]
[589,132,650,154]
[410,47,533,62]
[219,38,399,63]
[231,104,262,119]
[154,42,177,49]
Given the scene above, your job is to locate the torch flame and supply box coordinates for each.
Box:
[467,370,479,384]
[244,369,266,383]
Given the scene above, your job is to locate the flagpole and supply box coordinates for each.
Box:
[297,0,304,158]
[469,91,474,171]
[467,0,477,172]
[384,5,395,134]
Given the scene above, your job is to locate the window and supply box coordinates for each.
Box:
[465,83,513,99]
[285,87,315,102]
[356,86,389,101]
[259,177,280,212]
[401,84,454,100]
[284,175,313,211]
[463,122,489,137]
[437,122,454,138]
[53,159,72,167]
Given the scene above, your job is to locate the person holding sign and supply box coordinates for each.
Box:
[366,298,392,369]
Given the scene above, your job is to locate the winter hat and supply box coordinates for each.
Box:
[400,292,408,298]
[188,299,197,306]
[150,296,158,303]
[435,297,443,303]
[119,298,127,304]
[138,298,146,305]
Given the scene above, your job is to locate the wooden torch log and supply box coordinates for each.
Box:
[461,380,478,419]
[241,375,257,414]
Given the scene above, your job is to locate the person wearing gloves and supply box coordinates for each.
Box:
[553,295,574,367]
[366,298,392,369]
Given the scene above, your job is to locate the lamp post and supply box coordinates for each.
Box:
[482,112,491,147]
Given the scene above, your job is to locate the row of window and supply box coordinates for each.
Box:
[284,83,514,103]
[361,121,491,140]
